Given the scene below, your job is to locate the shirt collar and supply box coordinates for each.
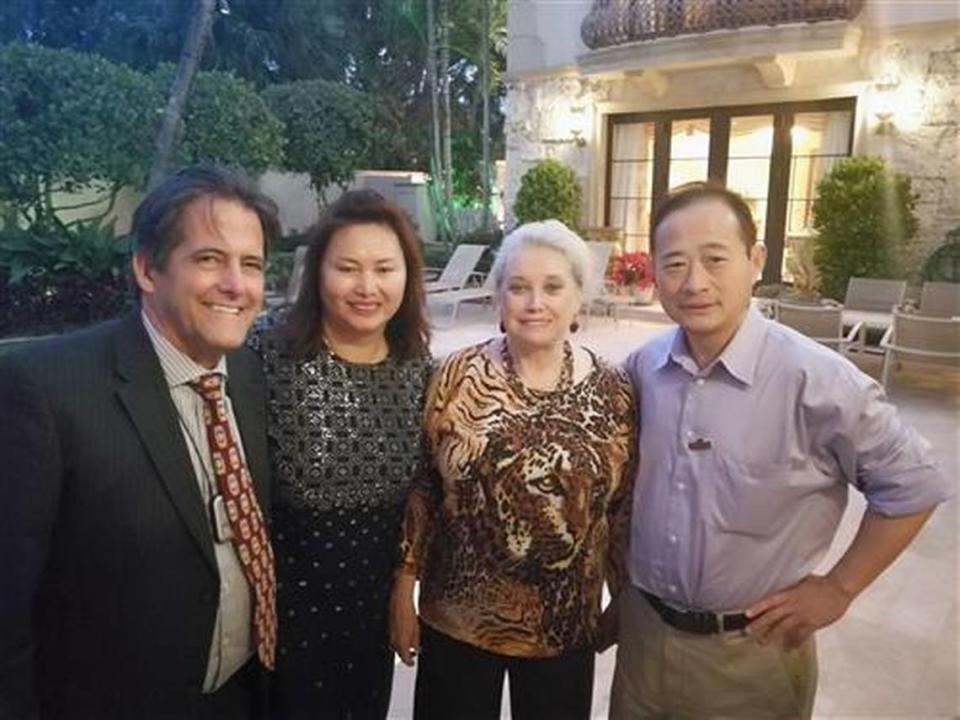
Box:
[660,305,768,385]
[141,310,228,388]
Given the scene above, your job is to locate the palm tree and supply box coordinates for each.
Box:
[147,0,218,189]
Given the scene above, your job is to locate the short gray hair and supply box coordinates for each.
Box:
[491,220,592,291]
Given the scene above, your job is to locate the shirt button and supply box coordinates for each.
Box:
[677,482,686,490]
[668,534,678,544]
[695,378,705,387]
[668,584,678,593]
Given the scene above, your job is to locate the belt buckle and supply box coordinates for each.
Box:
[717,612,728,634]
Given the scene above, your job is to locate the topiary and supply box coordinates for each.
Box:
[812,156,919,301]
[512,159,582,231]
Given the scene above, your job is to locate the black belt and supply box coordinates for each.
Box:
[642,590,749,635]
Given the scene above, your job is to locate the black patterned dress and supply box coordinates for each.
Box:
[251,323,430,719]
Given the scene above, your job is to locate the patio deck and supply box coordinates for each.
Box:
[386,303,960,719]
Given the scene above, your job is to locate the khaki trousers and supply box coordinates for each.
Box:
[609,585,817,720]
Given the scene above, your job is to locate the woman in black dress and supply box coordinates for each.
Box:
[252,190,431,718]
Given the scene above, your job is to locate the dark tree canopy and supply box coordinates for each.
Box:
[1,0,507,204]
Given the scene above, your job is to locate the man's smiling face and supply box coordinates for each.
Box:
[133,195,265,368]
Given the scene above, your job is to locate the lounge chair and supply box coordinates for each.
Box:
[582,242,617,321]
[427,271,497,326]
[425,244,488,293]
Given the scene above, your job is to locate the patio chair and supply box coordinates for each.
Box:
[843,277,907,312]
[427,271,497,326]
[919,281,960,318]
[880,310,960,389]
[841,277,908,354]
[424,243,488,293]
[775,300,861,354]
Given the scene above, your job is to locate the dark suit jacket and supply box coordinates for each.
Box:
[0,313,269,719]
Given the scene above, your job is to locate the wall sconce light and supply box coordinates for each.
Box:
[543,103,588,148]
[874,111,894,135]
[567,105,587,148]
[872,68,900,134]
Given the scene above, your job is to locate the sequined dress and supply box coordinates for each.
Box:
[252,323,430,719]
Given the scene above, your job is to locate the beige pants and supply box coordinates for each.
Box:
[609,585,817,720]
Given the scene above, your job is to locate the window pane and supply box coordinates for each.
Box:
[612,122,655,160]
[669,118,710,188]
[727,115,774,240]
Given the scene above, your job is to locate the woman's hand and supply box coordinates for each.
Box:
[389,573,420,666]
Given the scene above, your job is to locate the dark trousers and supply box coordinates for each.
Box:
[271,643,394,720]
[414,624,595,720]
[197,659,264,720]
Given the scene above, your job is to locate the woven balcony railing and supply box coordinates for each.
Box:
[581,0,866,50]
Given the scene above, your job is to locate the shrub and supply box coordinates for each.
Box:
[812,156,918,301]
[512,159,582,231]
[0,221,131,336]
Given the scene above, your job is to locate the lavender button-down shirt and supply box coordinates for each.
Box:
[623,307,951,612]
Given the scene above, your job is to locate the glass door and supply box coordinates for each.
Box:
[608,121,655,251]
[726,115,774,240]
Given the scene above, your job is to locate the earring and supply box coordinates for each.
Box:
[570,321,580,333]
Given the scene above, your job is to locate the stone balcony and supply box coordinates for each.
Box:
[581,0,866,50]
[576,0,866,89]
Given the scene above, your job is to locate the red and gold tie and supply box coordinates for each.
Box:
[190,373,277,670]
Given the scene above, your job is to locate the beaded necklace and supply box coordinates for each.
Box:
[499,337,574,401]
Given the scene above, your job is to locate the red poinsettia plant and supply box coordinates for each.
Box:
[608,251,654,289]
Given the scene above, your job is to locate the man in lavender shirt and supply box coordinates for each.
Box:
[610,182,952,719]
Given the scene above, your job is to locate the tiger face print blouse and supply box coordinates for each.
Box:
[399,339,636,657]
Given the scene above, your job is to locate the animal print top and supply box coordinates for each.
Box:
[400,340,636,657]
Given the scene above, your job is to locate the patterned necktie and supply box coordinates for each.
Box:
[189,373,277,670]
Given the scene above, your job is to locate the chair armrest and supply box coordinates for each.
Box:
[465,271,487,287]
[424,267,442,281]
[879,324,894,348]
[843,321,864,344]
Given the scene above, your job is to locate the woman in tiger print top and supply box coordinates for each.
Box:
[390,220,636,719]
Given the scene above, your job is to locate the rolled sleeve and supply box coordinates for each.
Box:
[833,371,953,516]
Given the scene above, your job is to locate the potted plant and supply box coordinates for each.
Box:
[608,250,655,303]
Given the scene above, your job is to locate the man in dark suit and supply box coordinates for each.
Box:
[0,166,282,719]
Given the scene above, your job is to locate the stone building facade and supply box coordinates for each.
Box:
[505,1,958,282]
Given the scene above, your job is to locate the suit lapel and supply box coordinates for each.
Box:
[112,314,218,574]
